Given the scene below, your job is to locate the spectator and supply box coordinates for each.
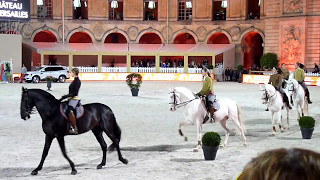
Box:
[238,148,320,180]
[313,63,319,73]
[20,64,27,83]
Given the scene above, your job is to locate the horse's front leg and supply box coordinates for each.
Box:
[271,111,276,136]
[286,107,290,130]
[56,136,77,175]
[31,135,54,175]
[178,121,194,142]
[277,111,285,133]
[219,117,230,147]
[193,120,202,152]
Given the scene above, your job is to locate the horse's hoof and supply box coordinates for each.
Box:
[184,137,188,141]
[272,133,276,136]
[193,148,199,152]
[31,171,38,175]
[120,158,128,164]
[243,143,247,147]
[71,169,77,175]
[97,164,103,169]
[219,144,225,148]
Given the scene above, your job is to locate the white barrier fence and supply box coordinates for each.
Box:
[101,67,127,72]
[130,67,156,73]
[76,66,206,74]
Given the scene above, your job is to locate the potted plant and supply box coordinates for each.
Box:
[202,132,221,160]
[260,53,279,70]
[299,116,315,139]
[4,62,12,83]
[126,73,142,96]
[45,76,54,91]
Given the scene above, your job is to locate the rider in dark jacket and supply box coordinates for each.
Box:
[60,68,81,134]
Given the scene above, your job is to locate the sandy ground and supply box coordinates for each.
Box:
[0,81,319,180]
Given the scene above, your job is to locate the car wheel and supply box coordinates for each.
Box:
[59,75,66,83]
[32,76,40,83]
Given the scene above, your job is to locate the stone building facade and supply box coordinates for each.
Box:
[9,0,320,70]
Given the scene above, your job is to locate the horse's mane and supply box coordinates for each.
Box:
[29,89,59,103]
[174,87,196,99]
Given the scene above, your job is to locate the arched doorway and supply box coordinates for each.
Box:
[241,32,263,70]
[139,33,161,44]
[69,32,92,43]
[207,32,229,44]
[173,33,196,44]
[33,31,57,42]
[104,33,127,43]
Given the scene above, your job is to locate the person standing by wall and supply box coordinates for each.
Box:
[20,64,27,83]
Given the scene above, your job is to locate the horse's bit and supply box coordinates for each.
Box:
[262,89,277,105]
[169,91,197,109]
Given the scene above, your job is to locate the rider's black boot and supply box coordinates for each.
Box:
[305,89,312,104]
[283,93,292,109]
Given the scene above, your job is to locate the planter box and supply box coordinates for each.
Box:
[131,88,139,96]
[300,127,314,139]
[202,145,219,160]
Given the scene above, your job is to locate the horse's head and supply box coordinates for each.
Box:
[20,87,34,120]
[168,88,181,112]
[260,84,275,104]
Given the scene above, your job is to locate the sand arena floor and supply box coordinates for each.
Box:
[0,81,319,180]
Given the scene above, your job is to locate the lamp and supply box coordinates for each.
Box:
[186,1,192,9]
[221,1,227,8]
[148,1,156,9]
[37,0,43,6]
[111,0,118,8]
[258,0,261,6]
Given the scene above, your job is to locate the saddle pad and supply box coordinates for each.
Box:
[60,102,85,120]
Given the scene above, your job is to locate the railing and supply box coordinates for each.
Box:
[188,68,202,73]
[75,66,204,73]
[76,66,98,72]
[101,67,127,72]
[130,67,156,73]
[305,72,320,76]
[160,67,184,73]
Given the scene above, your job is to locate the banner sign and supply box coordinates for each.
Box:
[76,73,204,82]
[243,74,320,86]
[0,0,30,21]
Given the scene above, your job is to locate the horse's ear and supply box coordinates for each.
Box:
[259,84,266,91]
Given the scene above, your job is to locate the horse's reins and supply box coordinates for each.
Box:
[262,89,277,104]
[169,91,197,109]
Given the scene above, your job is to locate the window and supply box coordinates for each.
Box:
[247,0,260,19]
[37,0,53,18]
[144,0,158,21]
[73,0,88,19]
[212,0,226,21]
[109,0,123,20]
[178,0,192,21]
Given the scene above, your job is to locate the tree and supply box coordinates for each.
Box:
[260,53,279,69]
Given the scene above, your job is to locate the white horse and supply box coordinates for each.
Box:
[286,78,308,119]
[260,84,290,134]
[168,87,247,150]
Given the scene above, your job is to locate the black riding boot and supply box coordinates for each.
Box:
[209,106,215,123]
[283,93,292,109]
[305,89,312,104]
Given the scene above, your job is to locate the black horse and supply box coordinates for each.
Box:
[20,87,128,175]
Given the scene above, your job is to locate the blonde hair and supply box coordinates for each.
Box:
[238,148,320,180]
[71,68,79,75]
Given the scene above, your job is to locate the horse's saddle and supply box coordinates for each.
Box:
[201,96,220,112]
[60,101,85,120]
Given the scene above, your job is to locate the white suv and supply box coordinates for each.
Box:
[24,65,70,83]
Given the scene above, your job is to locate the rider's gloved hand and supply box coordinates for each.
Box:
[196,93,201,97]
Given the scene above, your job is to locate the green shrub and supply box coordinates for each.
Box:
[236,65,244,73]
[260,53,279,69]
[206,64,214,69]
[126,73,142,89]
[202,132,221,147]
[299,116,315,128]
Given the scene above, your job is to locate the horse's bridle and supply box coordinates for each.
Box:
[288,81,299,95]
[169,91,197,109]
[22,91,32,119]
[262,89,277,104]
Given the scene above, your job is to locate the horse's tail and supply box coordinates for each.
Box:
[108,116,122,152]
[236,104,246,135]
